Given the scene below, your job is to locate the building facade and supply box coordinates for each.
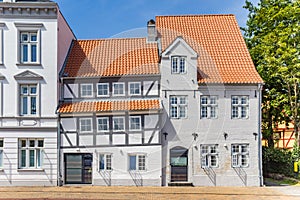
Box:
[0,0,74,186]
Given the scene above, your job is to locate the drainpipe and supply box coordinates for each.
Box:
[257,83,263,186]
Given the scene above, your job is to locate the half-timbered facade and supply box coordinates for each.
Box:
[0,0,75,186]
[58,38,162,186]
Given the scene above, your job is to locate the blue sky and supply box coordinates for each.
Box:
[55,0,259,39]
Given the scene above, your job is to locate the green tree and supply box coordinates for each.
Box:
[243,0,300,147]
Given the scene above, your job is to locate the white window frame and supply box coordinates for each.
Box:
[200,144,219,168]
[128,154,146,171]
[171,56,186,74]
[97,117,109,132]
[170,96,187,119]
[97,83,109,97]
[19,139,44,169]
[99,153,112,171]
[112,116,125,131]
[129,82,141,96]
[20,84,38,116]
[0,24,4,65]
[231,144,249,168]
[112,82,125,96]
[20,32,39,64]
[80,84,93,98]
[129,116,141,131]
[200,96,218,119]
[79,118,93,133]
[231,96,249,119]
[0,139,3,168]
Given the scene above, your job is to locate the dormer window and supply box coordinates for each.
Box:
[171,56,186,74]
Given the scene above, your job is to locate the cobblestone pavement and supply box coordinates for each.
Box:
[0,186,299,200]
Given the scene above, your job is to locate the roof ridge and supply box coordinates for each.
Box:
[156,14,235,18]
[76,37,147,42]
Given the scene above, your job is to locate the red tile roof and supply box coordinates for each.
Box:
[58,99,161,113]
[64,38,159,78]
[156,15,263,84]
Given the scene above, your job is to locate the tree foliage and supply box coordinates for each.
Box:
[243,0,300,148]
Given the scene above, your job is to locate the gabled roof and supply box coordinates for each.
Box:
[58,99,161,114]
[63,38,159,78]
[156,14,263,84]
[14,70,43,80]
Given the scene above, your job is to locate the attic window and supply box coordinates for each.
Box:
[171,56,186,74]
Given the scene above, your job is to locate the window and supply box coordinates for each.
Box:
[0,139,3,168]
[113,117,125,131]
[20,84,37,116]
[97,83,109,97]
[80,84,93,97]
[200,96,218,119]
[129,116,141,130]
[232,144,249,168]
[79,118,92,133]
[112,83,125,96]
[99,154,112,171]
[231,96,249,119]
[201,145,218,168]
[129,154,146,171]
[170,96,187,118]
[19,139,43,169]
[171,56,186,74]
[97,117,109,132]
[129,82,141,95]
[20,32,38,63]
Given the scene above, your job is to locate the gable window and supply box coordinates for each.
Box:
[97,117,109,132]
[113,82,125,96]
[129,154,146,171]
[171,56,186,74]
[231,96,249,119]
[80,84,93,97]
[79,118,92,133]
[97,83,109,97]
[201,96,218,119]
[19,139,44,169]
[201,145,218,168]
[129,116,141,131]
[0,139,3,168]
[113,117,125,131]
[20,32,38,63]
[232,144,249,168]
[20,84,38,116]
[170,96,187,119]
[129,82,141,95]
[99,154,112,171]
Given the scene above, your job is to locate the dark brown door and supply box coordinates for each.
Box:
[170,147,188,182]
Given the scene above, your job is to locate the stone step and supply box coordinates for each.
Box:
[168,182,194,187]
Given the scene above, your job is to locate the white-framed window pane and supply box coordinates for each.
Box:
[201,96,218,119]
[20,32,39,63]
[179,96,187,105]
[170,96,177,105]
[201,106,207,118]
[179,57,186,73]
[232,154,238,167]
[232,96,239,105]
[81,84,93,97]
[97,83,109,96]
[20,84,38,116]
[129,82,141,95]
[97,117,109,132]
[241,107,248,118]
[179,106,186,118]
[80,118,92,132]
[113,117,124,131]
[201,145,218,168]
[170,96,187,119]
[210,107,216,118]
[22,44,28,62]
[129,155,136,170]
[231,144,249,168]
[113,83,124,95]
[201,96,208,104]
[138,155,145,171]
[210,155,217,167]
[19,139,43,169]
[171,106,178,118]
[106,154,112,170]
[171,57,178,73]
[129,116,141,130]
[232,107,238,118]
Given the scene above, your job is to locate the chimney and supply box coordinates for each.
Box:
[147,19,157,43]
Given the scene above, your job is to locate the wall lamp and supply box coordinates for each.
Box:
[163,132,168,140]
[223,132,228,140]
[192,132,198,141]
[253,132,258,140]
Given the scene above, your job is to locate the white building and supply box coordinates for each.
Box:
[0,0,74,186]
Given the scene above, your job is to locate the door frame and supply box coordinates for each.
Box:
[170,146,188,182]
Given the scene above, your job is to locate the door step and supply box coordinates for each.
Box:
[168,182,194,187]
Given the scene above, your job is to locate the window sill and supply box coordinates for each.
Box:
[16,63,42,67]
[17,168,44,172]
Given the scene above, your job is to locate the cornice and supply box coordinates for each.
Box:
[0,2,57,19]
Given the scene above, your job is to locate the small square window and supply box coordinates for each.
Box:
[129,82,141,95]
[97,83,109,97]
[80,118,93,133]
[129,116,141,130]
[97,117,109,132]
[81,84,93,97]
[113,83,125,96]
[113,117,125,131]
